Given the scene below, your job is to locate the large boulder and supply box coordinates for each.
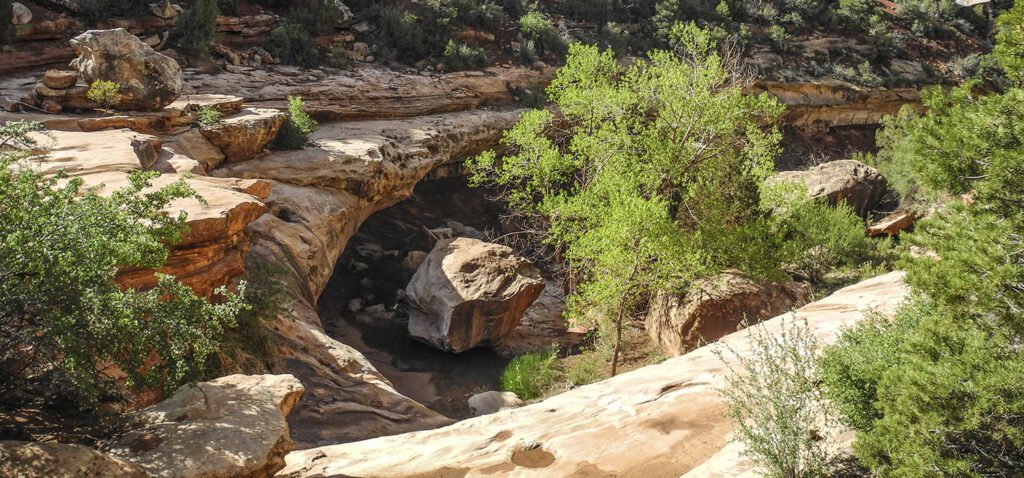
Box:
[199,108,287,163]
[645,271,812,357]
[0,441,148,478]
[106,374,304,478]
[406,237,545,353]
[11,2,32,25]
[772,159,889,217]
[70,29,184,111]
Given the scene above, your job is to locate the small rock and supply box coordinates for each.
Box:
[468,391,523,416]
[11,2,31,25]
[348,298,364,313]
[352,21,372,34]
[40,99,62,114]
[362,304,389,322]
[150,0,178,19]
[403,251,428,271]
[41,69,79,90]
[868,211,914,237]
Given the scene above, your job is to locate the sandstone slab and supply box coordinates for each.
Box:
[280,272,909,478]
[107,374,303,478]
[0,441,148,478]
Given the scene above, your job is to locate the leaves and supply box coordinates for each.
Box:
[0,121,246,403]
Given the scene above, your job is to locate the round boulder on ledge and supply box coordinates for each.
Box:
[70,28,183,111]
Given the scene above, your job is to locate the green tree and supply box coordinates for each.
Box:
[172,0,220,57]
[820,8,1024,475]
[993,0,1024,85]
[471,24,866,376]
[0,121,246,404]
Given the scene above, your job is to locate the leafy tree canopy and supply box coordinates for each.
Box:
[471,23,868,373]
[0,121,246,404]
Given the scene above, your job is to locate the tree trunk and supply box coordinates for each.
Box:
[611,298,626,377]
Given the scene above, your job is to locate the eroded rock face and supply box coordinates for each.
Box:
[279,272,909,478]
[106,374,304,478]
[185,64,554,120]
[645,271,812,357]
[748,81,922,130]
[406,237,545,353]
[70,29,183,111]
[20,128,267,299]
[773,159,889,217]
[213,110,523,447]
[0,441,148,478]
[199,107,287,163]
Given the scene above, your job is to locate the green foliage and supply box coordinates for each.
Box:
[769,187,872,283]
[820,297,1024,475]
[500,349,557,400]
[471,25,865,377]
[720,319,840,478]
[442,39,488,71]
[172,0,220,58]
[194,105,222,127]
[518,9,566,55]
[372,7,429,63]
[273,96,318,150]
[86,80,120,109]
[269,22,320,67]
[876,85,1024,205]
[77,0,150,25]
[286,0,349,36]
[821,10,1024,474]
[768,25,792,53]
[0,121,246,403]
[426,0,506,33]
[207,261,291,375]
[993,0,1024,85]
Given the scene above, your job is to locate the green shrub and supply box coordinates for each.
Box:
[172,0,220,58]
[269,22,319,67]
[86,80,121,110]
[501,349,557,400]
[373,7,430,63]
[273,96,318,150]
[772,194,871,284]
[565,350,603,387]
[768,25,792,53]
[519,10,566,55]
[993,0,1023,85]
[719,319,840,478]
[77,0,149,25]
[207,261,290,376]
[0,121,246,404]
[820,297,1024,475]
[194,105,222,127]
[286,0,349,36]
[442,39,487,70]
